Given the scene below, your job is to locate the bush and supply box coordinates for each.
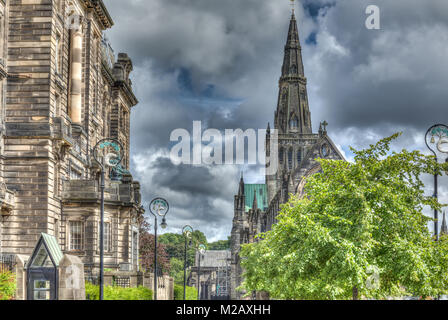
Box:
[174,284,198,300]
[0,271,16,301]
[85,282,153,300]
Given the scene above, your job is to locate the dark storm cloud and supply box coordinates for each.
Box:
[102,0,448,240]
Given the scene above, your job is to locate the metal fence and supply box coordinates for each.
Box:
[0,254,16,273]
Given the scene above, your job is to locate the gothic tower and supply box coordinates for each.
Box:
[267,11,312,203]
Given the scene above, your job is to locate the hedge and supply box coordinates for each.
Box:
[85,282,153,300]
[0,271,16,301]
[174,284,198,300]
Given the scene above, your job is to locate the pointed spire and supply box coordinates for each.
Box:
[253,190,258,210]
[238,172,245,195]
[281,9,304,77]
[267,122,271,134]
[441,211,448,236]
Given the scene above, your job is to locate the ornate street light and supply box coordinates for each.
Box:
[149,198,169,301]
[93,138,124,300]
[197,244,206,300]
[425,124,448,241]
[182,225,193,300]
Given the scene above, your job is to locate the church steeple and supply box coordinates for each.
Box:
[282,11,305,78]
[274,10,312,135]
[441,211,448,236]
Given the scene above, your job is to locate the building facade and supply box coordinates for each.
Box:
[230,11,345,299]
[188,250,231,300]
[0,0,143,275]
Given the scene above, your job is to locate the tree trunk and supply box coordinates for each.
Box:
[352,286,359,300]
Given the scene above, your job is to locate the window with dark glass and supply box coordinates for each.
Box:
[288,149,293,169]
[69,221,83,251]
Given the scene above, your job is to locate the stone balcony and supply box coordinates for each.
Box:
[0,183,15,216]
[62,179,140,206]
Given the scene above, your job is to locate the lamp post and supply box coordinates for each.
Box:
[197,244,206,300]
[182,225,193,300]
[425,124,448,241]
[93,138,124,300]
[149,198,169,301]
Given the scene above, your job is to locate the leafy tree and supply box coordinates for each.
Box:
[208,238,231,250]
[139,219,170,273]
[240,133,448,300]
[0,271,15,300]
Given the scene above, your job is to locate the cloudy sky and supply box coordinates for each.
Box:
[103,0,448,241]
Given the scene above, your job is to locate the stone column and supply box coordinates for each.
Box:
[69,27,83,124]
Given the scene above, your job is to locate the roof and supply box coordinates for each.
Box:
[244,184,268,212]
[41,233,64,266]
[28,233,64,268]
[196,250,230,268]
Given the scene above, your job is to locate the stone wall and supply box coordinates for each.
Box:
[0,0,143,275]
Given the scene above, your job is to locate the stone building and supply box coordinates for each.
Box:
[188,250,231,300]
[230,10,345,299]
[0,0,144,275]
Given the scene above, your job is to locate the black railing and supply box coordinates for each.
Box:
[0,254,16,273]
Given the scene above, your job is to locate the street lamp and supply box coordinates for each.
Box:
[425,124,448,241]
[197,244,206,300]
[182,225,193,300]
[149,198,169,301]
[93,138,124,300]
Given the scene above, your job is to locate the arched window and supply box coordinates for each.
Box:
[297,150,302,165]
[290,116,298,129]
[288,149,293,169]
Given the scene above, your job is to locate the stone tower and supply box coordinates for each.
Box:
[266,11,313,205]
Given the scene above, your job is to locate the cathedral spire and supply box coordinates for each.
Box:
[281,10,305,78]
[274,9,312,135]
[441,211,448,236]
[238,173,245,195]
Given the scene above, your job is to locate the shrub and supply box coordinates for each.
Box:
[174,284,198,300]
[85,282,153,300]
[0,271,16,301]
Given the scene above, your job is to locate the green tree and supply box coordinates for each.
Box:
[240,133,448,300]
[208,238,231,250]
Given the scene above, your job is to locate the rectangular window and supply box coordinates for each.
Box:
[69,221,84,251]
[55,93,61,117]
[69,167,82,180]
[98,222,111,252]
[55,33,62,74]
[132,231,138,268]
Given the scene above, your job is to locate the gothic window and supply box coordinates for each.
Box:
[297,150,302,165]
[282,88,288,102]
[321,144,330,157]
[291,64,297,74]
[69,221,84,251]
[288,149,293,169]
[290,116,298,129]
[279,148,284,165]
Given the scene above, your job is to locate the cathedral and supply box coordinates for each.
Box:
[0,0,143,276]
[230,10,345,300]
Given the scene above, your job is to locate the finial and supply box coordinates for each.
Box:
[290,0,295,14]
